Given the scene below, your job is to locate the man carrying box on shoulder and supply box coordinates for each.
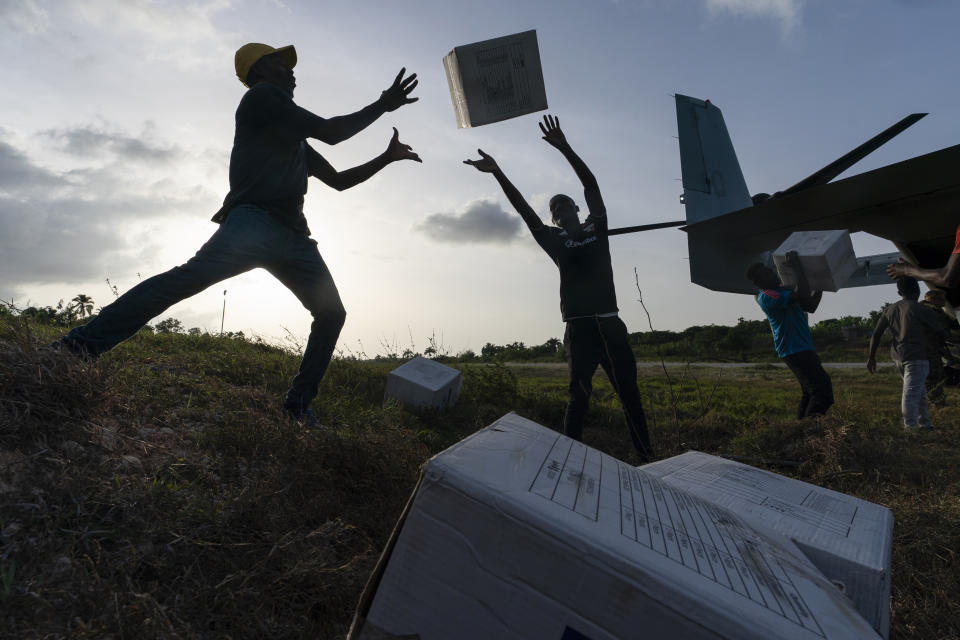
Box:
[747,254,834,419]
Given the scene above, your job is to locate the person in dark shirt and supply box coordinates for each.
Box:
[464,115,652,461]
[747,254,833,418]
[867,277,947,430]
[56,43,421,426]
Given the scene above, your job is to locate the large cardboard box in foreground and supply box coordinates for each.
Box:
[384,356,463,412]
[443,30,548,128]
[640,451,893,638]
[773,230,858,292]
[350,414,880,640]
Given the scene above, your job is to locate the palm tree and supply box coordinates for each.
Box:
[70,294,94,318]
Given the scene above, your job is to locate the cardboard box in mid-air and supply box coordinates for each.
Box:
[640,451,893,638]
[443,30,548,128]
[349,413,880,640]
[773,230,858,292]
[384,356,463,412]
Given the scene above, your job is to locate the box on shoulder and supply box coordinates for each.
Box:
[384,356,463,412]
[773,230,858,292]
[443,30,548,128]
[349,414,880,640]
[640,451,893,638]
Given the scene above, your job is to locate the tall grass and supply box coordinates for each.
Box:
[1,315,957,638]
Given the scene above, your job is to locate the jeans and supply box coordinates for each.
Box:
[896,359,931,428]
[782,350,834,418]
[563,316,652,460]
[65,204,345,410]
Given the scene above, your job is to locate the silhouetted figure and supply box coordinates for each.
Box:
[464,115,652,461]
[867,277,947,430]
[747,254,834,418]
[56,43,420,426]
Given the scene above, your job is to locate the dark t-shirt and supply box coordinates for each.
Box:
[532,213,618,320]
[875,299,946,362]
[212,82,329,235]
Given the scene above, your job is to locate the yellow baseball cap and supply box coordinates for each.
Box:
[235,43,297,87]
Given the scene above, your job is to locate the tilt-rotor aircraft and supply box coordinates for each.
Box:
[664,94,960,300]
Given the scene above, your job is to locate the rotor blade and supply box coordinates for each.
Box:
[779,113,927,196]
[607,220,686,236]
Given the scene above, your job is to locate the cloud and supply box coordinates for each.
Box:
[414,199,524,245]
[40,124,180,163]
[704,0,804,31]
[0,127,216,286]
[68,0,236,72]
[0,139,62,190]
[0,0,50,34]
[0,195,133,284]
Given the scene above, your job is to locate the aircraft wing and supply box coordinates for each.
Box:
[683,143,960,269]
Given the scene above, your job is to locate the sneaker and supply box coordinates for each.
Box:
[45,337,96,362]
[285,405,320,430]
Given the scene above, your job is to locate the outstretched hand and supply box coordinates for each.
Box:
[463,149,499,173]
[387,127,421,163]
[886,259,909,279]
[539,114,568,150]
[380,68,419,112]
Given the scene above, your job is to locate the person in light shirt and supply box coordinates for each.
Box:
[867,277,947,430]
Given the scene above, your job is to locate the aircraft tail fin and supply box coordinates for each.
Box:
[677,95,761,293]
[675,95,753,224]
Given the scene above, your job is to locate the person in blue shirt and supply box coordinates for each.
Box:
[747,252,834,418]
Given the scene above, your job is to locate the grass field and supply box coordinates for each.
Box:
[1,316,958,639]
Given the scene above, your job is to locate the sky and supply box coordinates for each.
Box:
[2,0,958,356]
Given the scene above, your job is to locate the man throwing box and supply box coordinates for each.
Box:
[56,43,421,426]
[464,115,653,461]
[747,255,834,418]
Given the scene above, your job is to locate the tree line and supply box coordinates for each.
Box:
[4,293,886,362]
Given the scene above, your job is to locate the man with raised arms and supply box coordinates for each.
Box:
[464,115,653,461]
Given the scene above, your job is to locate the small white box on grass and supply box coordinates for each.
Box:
[773,230,858,292]
[349,414,880,640]
[384,356,463,412]
[640,451,893,638]
[443,30,548,128]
